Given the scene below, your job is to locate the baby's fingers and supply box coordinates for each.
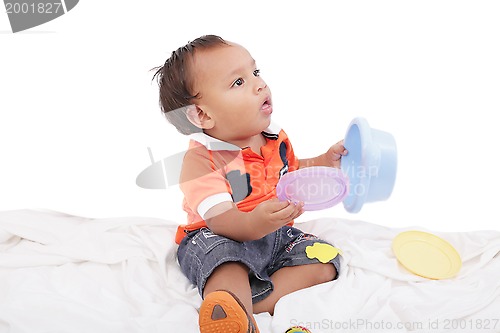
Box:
[264,198,292,213]
[290,204,305,220]
[272,201,304,223]
[332,141,348,158]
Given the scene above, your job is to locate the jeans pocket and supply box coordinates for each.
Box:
[190,227,236,255]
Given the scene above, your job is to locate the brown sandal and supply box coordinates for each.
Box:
[199,290,259,333]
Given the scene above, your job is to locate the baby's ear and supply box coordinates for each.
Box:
[186,105,215,130]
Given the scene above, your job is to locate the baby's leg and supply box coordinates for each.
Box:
[253,262,336,315]
[201,262,260,332]
[203,261,253,314]
[251,226,341,315]
[177,228,260,331]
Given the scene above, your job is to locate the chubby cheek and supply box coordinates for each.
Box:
[226,112,254,132]
[222,99,253,120]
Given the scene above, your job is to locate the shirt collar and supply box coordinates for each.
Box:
[188,122,282,151]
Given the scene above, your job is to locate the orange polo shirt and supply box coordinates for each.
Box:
[175,123,299,244]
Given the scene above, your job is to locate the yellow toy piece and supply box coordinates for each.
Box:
[305,242,342,263]
[285,325,312,333]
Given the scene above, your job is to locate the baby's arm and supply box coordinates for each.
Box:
[298,140,347,169]
[204,199,304,242]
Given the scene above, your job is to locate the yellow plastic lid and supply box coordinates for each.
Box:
[392,230,462,279]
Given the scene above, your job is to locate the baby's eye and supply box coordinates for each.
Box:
[253,69,261,77]
[232,78,244,87]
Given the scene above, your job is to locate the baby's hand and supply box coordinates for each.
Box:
[326,140,348,168]
[251,198,304,231]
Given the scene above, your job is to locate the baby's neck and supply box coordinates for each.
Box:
[227,133,267,156]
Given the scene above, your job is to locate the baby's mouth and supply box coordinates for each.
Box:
[261,97,273,115]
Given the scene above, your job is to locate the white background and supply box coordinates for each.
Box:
[1,1,499,231]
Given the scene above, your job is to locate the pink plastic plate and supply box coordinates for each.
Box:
[276,166,349,211]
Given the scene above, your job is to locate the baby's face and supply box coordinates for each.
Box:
[191,43,273,144]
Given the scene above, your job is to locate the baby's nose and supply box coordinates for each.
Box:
[255,77,267,93]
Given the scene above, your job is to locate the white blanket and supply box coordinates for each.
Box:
[0,210,499,333]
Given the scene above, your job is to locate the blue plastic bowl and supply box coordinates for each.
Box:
[341,117,397,213]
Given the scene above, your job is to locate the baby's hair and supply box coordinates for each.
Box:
[152,35,229,135]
